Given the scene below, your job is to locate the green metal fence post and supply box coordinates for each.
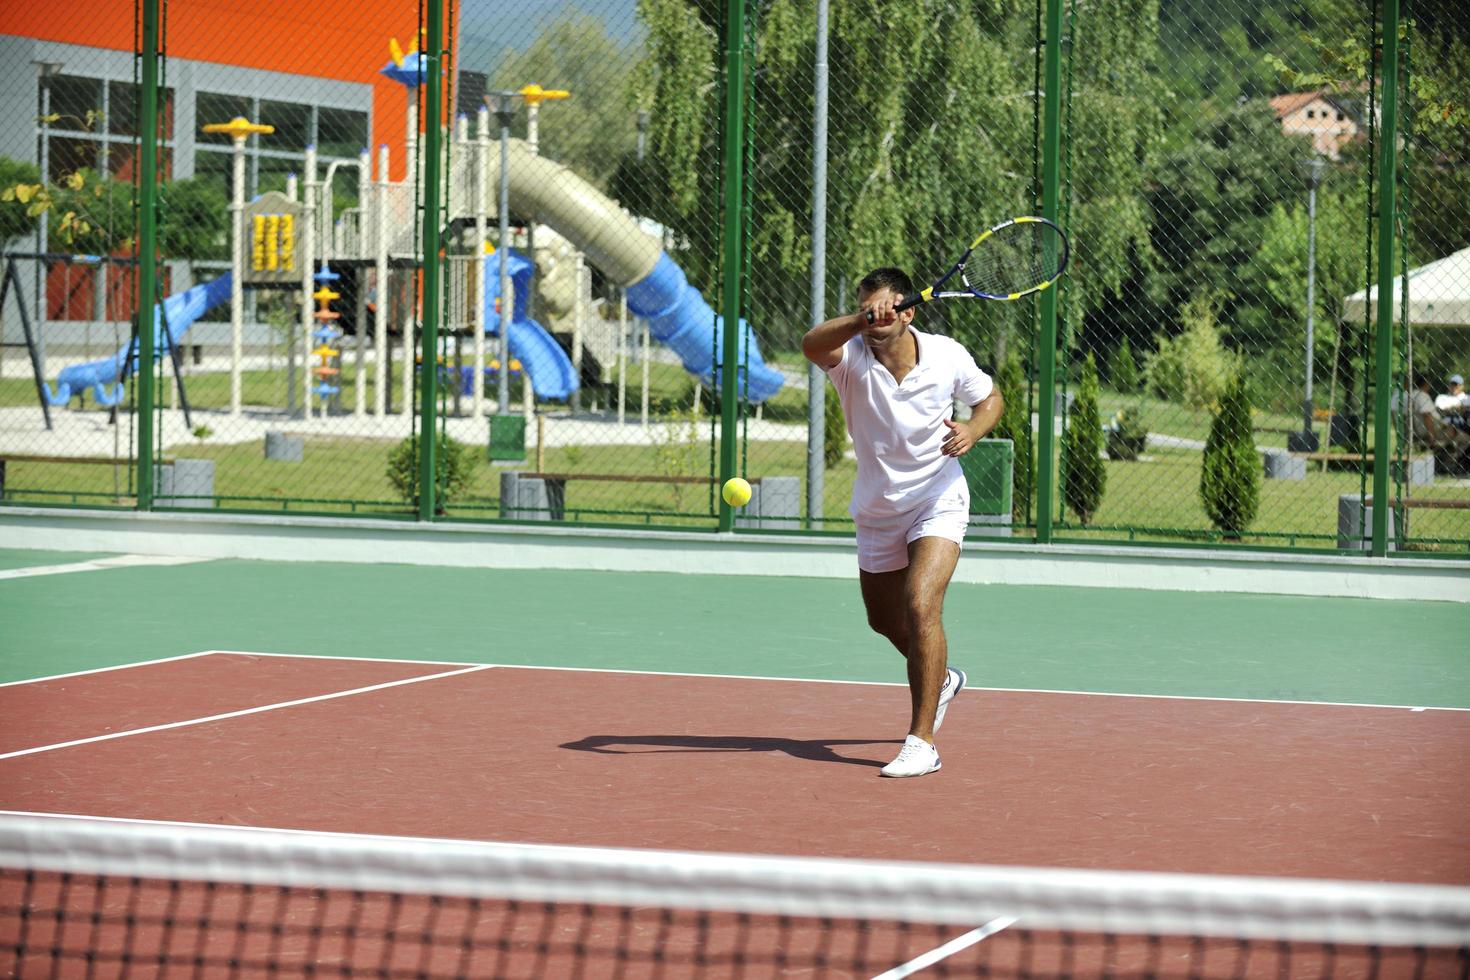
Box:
[135,0,161,510]
[1035,0,1065,543]
[717,0,747,533]
[417,0,445,521]
[1370,0,1400,557]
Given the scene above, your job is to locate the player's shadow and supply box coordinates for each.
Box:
[560,735,903,769]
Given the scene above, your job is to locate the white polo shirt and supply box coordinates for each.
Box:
[825,327,994,522]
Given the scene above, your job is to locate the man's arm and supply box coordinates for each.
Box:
[941,389,1004,458]
[1420,411,1442,446]
[801,313,864,369]
[801,292,901,368]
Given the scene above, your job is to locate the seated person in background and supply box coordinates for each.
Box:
[1436,374,1469,429]
[1411,371,1470,472]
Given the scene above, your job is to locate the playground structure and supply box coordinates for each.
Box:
[21,34,786,433]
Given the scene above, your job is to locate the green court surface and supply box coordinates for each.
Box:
[2,552,1467,708]
[0,549,117,572]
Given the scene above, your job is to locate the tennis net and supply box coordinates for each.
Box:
[3,813,1468,978]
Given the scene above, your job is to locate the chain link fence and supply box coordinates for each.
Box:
[1054,0,1388,547]
[1390,0,1470,550]
[2,0,1463,553]
[1047,0,1468,551]
[0,17,150,507]
[433,0,733,526]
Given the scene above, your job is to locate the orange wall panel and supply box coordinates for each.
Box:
[11,0,454,180]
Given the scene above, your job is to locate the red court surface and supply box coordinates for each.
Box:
[0,653,459,755]
[3,651,1467,885]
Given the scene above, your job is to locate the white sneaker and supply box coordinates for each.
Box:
[934,668,967,733]
[880,735,941,778]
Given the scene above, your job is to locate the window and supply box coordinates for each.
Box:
[46,75,103,133]
[197,92,253,144]
[1337,112,1345,121]
[259,99,311,151]
[107,81,173,139]
[47,135,99,181]
[42,74,173,181]
[317,107,369,159]
[1306,109,1315,119]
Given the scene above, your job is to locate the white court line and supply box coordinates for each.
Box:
[0,651,218,689]
[0,554,211,581]
[15,648,1463,715]
[0,651,481,689]
[0,809,627,854]
[413,660,1470,714]
[214,651,1470,713]
[870,917,1018,980]
[0,664,493,761]
[209,649,482,668]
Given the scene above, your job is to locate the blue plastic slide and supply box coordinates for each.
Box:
[624,254,784,404]
[483,249,578,401]
[488,138,785,404]
[43,272,233,407]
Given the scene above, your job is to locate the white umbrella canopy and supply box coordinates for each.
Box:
[1341,244,1470,327]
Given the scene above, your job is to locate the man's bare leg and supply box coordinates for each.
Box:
[900,536,960,741]
[858,536,960,741]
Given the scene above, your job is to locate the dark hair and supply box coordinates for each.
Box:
[1412,370,1431,389]
[858,267,916,299]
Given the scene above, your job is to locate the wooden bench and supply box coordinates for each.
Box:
[0,454,169,466]
[1293,452,1372,463]
[528,472,771,486]
[502,471,795,525]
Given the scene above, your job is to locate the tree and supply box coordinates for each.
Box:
[990,350,1033,523]
[1144,102,1313,353]
[492,13,639,191]
[1200,370,1260,538]
[0,158,41,247]
[1146,290,1237,408]
[386,435,475,511]
[629,0,1160,354]
[1110,336,1140,394]
[1062,353,1106,525]
[823,379,845,468]
[161,177,230,261]
[1251,184,1364,412]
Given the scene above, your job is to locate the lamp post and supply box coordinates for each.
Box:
[806,0,830,527]
[32,61,63,380]
[201,117,273,416]
[636,108,652,428]
[488,90,517,416]
[516,84,569,419]
[485,86,569,416]
[1291,156,1326,453]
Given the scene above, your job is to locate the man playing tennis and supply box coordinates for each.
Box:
[803,268,1003,778]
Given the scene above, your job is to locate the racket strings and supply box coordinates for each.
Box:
[962,222,1064,298]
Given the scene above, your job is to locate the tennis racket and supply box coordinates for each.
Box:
[865,217,1069,322]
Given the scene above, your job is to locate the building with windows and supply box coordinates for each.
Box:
[1269,90,1360,160]
[1,1,434,347]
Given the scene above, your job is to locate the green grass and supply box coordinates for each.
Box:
[7,360,1466,548]
[0,431,858,525]
[1044,445,1470,549]
[7,431,1466,547]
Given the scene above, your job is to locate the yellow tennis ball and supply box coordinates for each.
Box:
[722,477,752,508]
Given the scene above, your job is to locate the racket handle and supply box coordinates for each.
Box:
[862,294,923,324]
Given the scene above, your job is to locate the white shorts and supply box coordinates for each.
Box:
[854,496,969,573]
